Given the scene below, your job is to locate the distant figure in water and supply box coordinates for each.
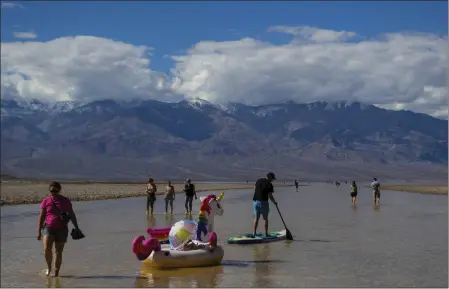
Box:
[184,178,197,215]
[146,178,157,215]
[350,181,358,205]
[164,180,175,215]
[294,180,299,192]
[335,181,340,186]
[371,178,381,205]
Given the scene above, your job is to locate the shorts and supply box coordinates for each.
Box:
[374,191,380,199]
[185,195,194,204]
[253,201,269,220]
[147,195,156,202]
[350,192,357,197]
[42,226,69,243]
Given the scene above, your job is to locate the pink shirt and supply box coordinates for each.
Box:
[40,195,73,229]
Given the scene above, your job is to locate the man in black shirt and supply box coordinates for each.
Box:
[252,172,278,238]
[184,178,197,215]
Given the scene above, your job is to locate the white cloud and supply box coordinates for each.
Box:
[268,25,356,43]
[13,31,37,39]
[0,26,447,118]
[172,29,447,118]
[1,36,177,102]
[1,2,24,9]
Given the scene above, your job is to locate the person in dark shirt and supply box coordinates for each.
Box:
[294,180,299,192]
[184,178,197,215]
[252,172,278,238]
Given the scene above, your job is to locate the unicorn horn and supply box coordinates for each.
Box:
[217,191,224,201]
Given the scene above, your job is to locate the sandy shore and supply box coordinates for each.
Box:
[382,185,448,195]
[0,181,290,206]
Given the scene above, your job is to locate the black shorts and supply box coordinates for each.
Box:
[373,192,380,198]
[350,192,357,197]
[42,226,69,243]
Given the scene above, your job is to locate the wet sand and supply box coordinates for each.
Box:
[0,181,290,205]
[382,185,448,195]
[1,183,447,287]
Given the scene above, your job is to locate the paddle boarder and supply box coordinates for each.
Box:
[251,172,278,238]
[371,177,381,205]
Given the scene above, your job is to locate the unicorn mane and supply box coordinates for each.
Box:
[199,194,216,215]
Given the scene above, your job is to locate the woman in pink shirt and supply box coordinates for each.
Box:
[37,181,83,277]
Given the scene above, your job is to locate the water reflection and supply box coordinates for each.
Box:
[164,214,175,227]
[45,277,61,288]
[146,214,187,230]
[146,215,157,228]
[136,265,224,288]
[252,244,275,288]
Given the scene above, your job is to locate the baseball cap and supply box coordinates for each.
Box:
[186,178,192,182]
[267,172,276,180]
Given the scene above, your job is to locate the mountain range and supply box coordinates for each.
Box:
[1,98,447,182]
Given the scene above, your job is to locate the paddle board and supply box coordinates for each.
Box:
[227,230,287,244]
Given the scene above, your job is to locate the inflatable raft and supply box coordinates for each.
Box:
[147,228,170,244]
[132,232,224,269]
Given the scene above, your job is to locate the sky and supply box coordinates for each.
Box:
[1,1,447,118]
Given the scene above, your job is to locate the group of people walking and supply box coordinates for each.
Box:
[145,178,198,215]
[34,173,382,277]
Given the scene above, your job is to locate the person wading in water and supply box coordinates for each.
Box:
[371,178,381,205]
[184,178,197,215]
[350,181,358,205]
[164,180,175,215]
[251,172,278,238]
[146,178,157,215]
[294,180,299,192]
[37,181,83,277]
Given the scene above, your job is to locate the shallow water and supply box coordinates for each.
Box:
[1,183,447,287]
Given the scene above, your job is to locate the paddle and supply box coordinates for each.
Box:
[275,203,293,240]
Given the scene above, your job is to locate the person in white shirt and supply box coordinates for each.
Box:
[371,178,381,205]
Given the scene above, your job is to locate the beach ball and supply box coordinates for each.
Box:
[168,219,198,249]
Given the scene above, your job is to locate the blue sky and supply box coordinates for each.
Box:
[1,1,447,72]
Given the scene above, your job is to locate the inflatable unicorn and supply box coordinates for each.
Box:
[196,192,224,242]
[145,192,224,244]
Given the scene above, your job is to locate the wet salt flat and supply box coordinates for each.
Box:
[1,183,447,287]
